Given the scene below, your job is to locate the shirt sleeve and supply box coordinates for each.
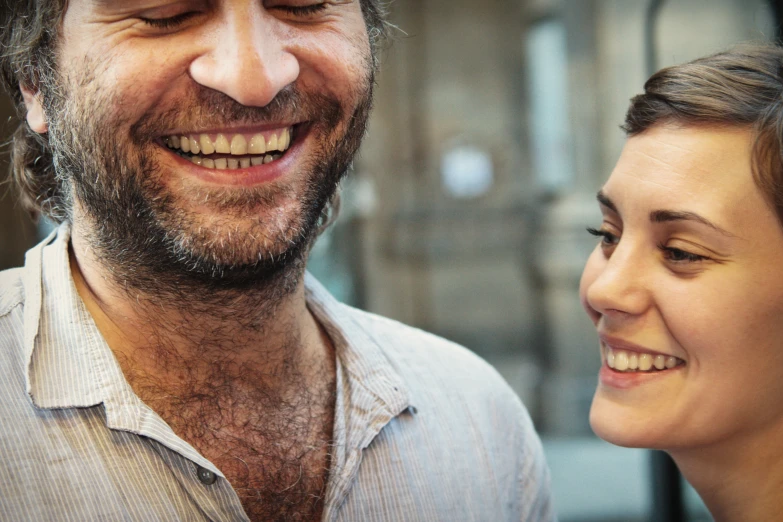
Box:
[515,400,558,522]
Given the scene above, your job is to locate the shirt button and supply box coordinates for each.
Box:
[196,466,217,485]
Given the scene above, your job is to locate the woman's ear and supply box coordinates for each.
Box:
[20,84,48,134]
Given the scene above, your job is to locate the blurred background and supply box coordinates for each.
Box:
[0,0,778,520]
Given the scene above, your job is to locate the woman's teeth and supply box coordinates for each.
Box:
[605,347,683,372]
[163,128,292,169]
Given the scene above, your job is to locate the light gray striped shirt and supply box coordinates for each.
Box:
[0,226,556,521]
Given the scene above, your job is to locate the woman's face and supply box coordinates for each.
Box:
[580,125,783,453]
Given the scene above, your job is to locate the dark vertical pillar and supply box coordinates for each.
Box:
[644,0,666,76]
[650,451,685,522]
[768,0,783,42]
[643,1,686,521]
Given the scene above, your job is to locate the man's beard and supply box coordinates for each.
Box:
[42,60,373,303]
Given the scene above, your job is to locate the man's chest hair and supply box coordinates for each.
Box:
[135,362,337,521]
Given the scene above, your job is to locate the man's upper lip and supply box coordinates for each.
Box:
[598,333,676,358]
[160,122,302,137]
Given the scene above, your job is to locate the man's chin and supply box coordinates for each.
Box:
[155,238,309,292]
[162,218,310,273]
[81,203,317,296]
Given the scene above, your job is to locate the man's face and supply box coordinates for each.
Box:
[29,0,373,289]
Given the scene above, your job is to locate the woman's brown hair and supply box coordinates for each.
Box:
[623,43,783,225]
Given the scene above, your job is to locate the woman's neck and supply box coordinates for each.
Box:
[670,425,783,522]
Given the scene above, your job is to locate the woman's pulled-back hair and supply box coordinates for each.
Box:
[0,0,390,223]
[623,43,783,225]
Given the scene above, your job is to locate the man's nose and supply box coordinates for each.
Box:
[189,9,300,108]
[585,242,652,319]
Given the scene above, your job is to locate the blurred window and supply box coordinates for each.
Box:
[527,17,573,192]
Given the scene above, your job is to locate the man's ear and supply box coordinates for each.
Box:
[20,84,48,134]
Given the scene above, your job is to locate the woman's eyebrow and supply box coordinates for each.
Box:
[649,210,737,237]
[596,191,617,212]
[596,190,737,238]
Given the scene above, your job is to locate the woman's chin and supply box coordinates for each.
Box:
[588,396,668,450]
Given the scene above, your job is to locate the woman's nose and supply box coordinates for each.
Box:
[583,241,652,320]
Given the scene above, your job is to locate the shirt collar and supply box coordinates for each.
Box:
[305,273,413,453]
[23,224,219,475]
[24,223,110,409]
[305,273,415,514]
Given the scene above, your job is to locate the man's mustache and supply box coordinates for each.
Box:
[131,84,341,140]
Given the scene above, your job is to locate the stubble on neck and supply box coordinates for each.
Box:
[69,221,327,386]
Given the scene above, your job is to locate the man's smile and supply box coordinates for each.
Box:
[163,126,296,169]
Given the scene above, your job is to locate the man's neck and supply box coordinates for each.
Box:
[67,226,338,521]
[68,227,330,400]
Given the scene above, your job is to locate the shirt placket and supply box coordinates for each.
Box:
[145,438,250,522]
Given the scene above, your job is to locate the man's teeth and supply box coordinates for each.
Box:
[189,154,281,168]
[605,347,682,373]
[164,128,292,169]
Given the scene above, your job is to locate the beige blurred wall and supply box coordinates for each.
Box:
[355,0,542,359]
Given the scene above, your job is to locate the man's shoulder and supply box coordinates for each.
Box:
[339,303,521,405]
[343,304,486,364]
[0,266,26,319]
[337,304,556,522]
[0,267,28,402]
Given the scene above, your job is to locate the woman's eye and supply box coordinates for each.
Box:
[587,227,620,247]
[659,245,709,263]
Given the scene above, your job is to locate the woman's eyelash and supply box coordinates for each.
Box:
[586,227,619,245]
[586,227,710,264]
[657,243,709,263]
[141,12,197,29]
